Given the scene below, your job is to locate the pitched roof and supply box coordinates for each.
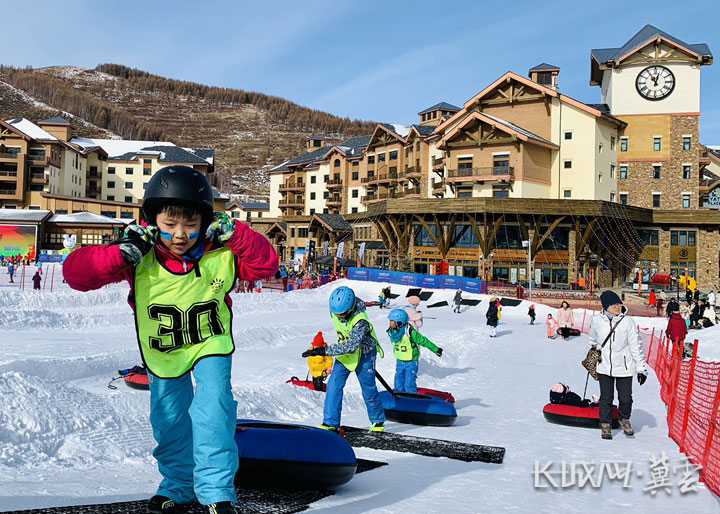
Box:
[5,118,58,140]
[379,123,411,138]
[529,63,560,71]
[413,124,436,136]
[481,113,555,146]
[591,24,712,65]
[270,145,332,172]
[0,209,52,222]
[418,102,461,115]
[238,202,269,210]
[39,116,70,124]
[212,186,230,201]
[585,103,612,116]
[48,211,125,225]
[313,213,352,232]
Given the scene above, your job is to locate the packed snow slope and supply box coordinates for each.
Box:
[0,275,718,513]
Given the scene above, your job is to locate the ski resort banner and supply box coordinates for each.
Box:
[0,224,37,260]
[347,268,486,293]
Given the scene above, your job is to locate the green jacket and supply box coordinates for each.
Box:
[392,326,439,361]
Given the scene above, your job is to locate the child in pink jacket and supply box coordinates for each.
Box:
[63,166,277,514]
[546,314,558,339]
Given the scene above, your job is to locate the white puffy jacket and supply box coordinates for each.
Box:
[587,312,647,377]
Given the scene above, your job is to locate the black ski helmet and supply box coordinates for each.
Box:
[142,165,214,225]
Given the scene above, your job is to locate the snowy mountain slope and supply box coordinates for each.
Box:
[0,276,717,513]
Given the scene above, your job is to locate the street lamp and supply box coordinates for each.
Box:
[522,240,532,301]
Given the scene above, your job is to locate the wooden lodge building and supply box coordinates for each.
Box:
[260,25,720,290]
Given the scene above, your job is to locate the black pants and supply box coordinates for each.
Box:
[453,304,460,313]
[312,376,325,391]
[559,327,571,339]
[598,373,633,424]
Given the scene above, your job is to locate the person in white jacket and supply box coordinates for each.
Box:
[588,290,648,440]
[708,290,716,309]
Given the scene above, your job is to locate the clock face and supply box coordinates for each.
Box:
[636,65,675,100]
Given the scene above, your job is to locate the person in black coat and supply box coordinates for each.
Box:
[694,289,700,302]
[685,289,693,304]
[666,298,678,318]
[486,298,499,338]
[32,271,42,290]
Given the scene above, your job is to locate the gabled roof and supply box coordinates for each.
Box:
[212,186,229,201]
[312,213,352,232]
[417,102,460,115]
[0,209,52,222]
[48,211,125,225]
[439,111,557,150]
[39,116,70,125]
[240,202,269,210]
[529,63,560,71]
[5,118,58,140]
[591,25,712,65]
[270,145,332,172]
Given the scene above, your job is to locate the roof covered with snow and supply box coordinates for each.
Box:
[380,123,411,138]
[0,209,52,222]
[39,116,70,125]
[48,212,125,225]
[69,137,212,164]
[5,118,58,141]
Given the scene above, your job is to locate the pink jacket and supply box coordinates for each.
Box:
[404,305,423,330]
[556,307,575,328]
[546,318,558,337]
[63,220,278,308]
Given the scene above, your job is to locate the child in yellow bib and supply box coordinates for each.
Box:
[306,331,333,391]
[386,309,443,394]
[63,166,278,514]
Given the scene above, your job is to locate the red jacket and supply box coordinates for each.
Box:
[666,313,688,344]
[63,220,278,308]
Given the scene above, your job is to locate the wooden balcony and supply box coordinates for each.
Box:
[27,156,49,166]
[87,172,102,179]
[30,173,48,185]
[432,156,445,171]
[279,197,304,208]
[361,191,397,204]
[362,172,399,185]
[279,182,305,192]
[397,186,422,199]
[446,166,514,182]
[432,180,445,195]
[403,166,422,178]
[87,185,102,194]
[0,189,18,196]
[326,179,343,189]
[326,194,342,206]
[0,152,18,159]
[0,170,18,177]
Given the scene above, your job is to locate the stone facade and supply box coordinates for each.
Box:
[697,228,720,290]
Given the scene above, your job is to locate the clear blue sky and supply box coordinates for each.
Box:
[4,0,720,141]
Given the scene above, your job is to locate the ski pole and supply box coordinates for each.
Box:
[582,371,591,400]
[375,370,397,397]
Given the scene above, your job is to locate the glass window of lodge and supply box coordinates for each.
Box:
[563,190,572,198]
[125,182,133,188]
[323,191,329,199]
[334,159,341,167]
[457,187,472,198]
[144,168,151,176]
[683,136,691,151]
[682,194,690,208]
[652,194,661,207]
[352,172,359,180]
[352,189,359,198]
[389,150,398,160]
[353,161,359,166]
[638,230,658,246]
[108,181,115,188]
[351,207,358,213]
[620,138,628,152]
[653,165,661,179]
[107,195,114,201]
[610,164,615,178]
[125,196,133,203]
[619,166,627,179]
[492,185,509,198]
[367,155,375,165]
[683,165,691,179]
[324,174,329,182]
[311,176,316,183]
[298,228,308,238]
[564,131,572,140]
[126,167,134,174]
[653,137,662,151]
[564,160,572,169]
[540,226,569,250]
[458,156,473,170]
[620,193,628,205]
[310,192,315,200]
[610,137,616,150]
[108,167,115,174]
[378,153,386,162]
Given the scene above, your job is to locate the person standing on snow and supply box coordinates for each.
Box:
[302,286,386,433]
[32,270,42,290]
[306,332,333,391]
[404,295,424,329]
[486,297,499,337]
[588,290,648,440]
[528,304,536,325]
[452,289,462,313]
[708,290,716,310]
[7,263,14,283]
[63,166,278,514]
[556,301,575,340]
[386,309,442,393]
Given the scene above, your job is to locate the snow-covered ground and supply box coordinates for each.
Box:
[0,271,718,513]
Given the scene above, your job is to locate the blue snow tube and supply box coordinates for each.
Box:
[234,420,357,488]
[378,391,457,426]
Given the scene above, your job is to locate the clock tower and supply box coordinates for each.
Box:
[590,25,712,210]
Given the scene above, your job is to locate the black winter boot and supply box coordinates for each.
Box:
[207,502,238,513]
[147,495,181,513]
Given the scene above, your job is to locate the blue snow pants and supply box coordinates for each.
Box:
[394,359,419,393]
[323,350,385,428]
[148,355,238,505]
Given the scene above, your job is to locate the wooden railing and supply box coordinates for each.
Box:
[446,166,514,180]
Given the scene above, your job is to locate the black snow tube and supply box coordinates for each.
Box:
[543,403,620,429]
[234,420,357,488]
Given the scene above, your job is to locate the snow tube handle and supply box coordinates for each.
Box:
[375,371,397,398]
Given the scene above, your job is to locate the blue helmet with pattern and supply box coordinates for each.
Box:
[387,309,408,326]
[329,286,356,315]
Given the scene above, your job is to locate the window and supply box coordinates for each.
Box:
[125,167,134,175]
[143,159,151,165]
[108,181,115,188]
[598,143,603,154]
[493,185,510,198]
[563,189,572,198]
[333,173,340,180]
[323,175,329,182]
[323,191,329,199]
[297,176,303,184]
[143,168,151,176]
[323,208,329,214]
[619,166,627,179]
[309,209,315,215]
[389,150,398,160]
[310,192,315,200]
[620,193,628,205]
[598,173,603,183]
[610,192,616,202]
[610,164,615,178]
[101,210,116,218]
[29,184,44,191]
[107,195,115,201]
[351,207,358,213]
[334,159,340,168]
[683,136,691,151]
[89,166,98,174]
[310,176,316,184]
[563,160,572,169]
[389,166,397,175]
[367,156,375,165]
[458,156,473,172]
[564,131,572,140]
[258,212,262,218]
[457,187,472,198]
[653,165,661,179]
[108,167,115,174]
[637,230,659,246]
[610,137,616,150]
[55,209,67,214]
[352,189,359,198]
[620,138,628,152]
[4,146,20,156]
[352,171,359,180]
[652,194,661,207]
[378,153,385,162]
[125,181,133,188]
[120,211,133,219]
[682,194,691,208]
[290,228,295,237]
[352,161,359,167]
[653,137,661,151]
[298,228,308,238]
[683,165,691,179]
[28,205,41,210]
[125,196,133,203]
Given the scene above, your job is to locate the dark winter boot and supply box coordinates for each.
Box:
[619,419,634,436]
[600,423,612,440]
[369,422,385,432]
[147,495,181,513]
[207,502,238,514]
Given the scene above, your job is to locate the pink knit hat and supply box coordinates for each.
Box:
[551,383,568,393]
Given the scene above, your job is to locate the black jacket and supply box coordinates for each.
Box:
[486,303,499,327]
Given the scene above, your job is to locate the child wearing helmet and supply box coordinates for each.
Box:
[386,308,443,393]
[63,165,278,514]
[306,332,333,391]
[302,285,386,432]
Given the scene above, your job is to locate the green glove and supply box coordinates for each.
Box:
[118,224,158,265]
[205,212,235,243]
